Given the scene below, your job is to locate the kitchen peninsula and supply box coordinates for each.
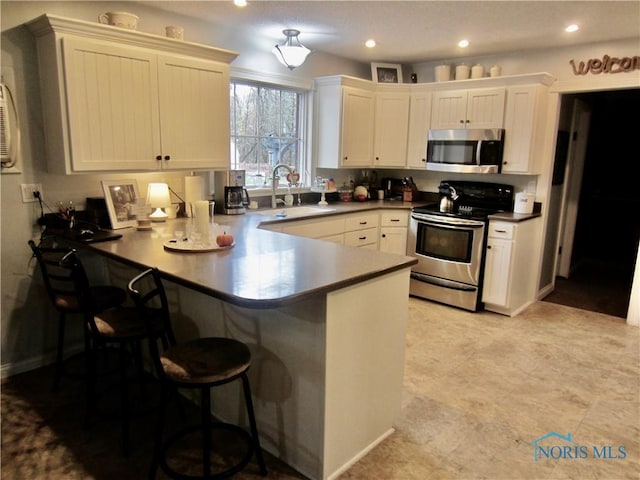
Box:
[79,208,417,480]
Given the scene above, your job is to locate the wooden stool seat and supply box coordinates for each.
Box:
[161,338,251,385]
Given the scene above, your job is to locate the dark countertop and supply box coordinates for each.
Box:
[81,200,419,309]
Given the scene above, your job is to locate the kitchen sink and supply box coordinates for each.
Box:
[257,206,336,219]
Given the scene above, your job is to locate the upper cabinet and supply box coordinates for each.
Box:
[315,77,375,169]
[341,86,376,168]
[373,86,411,168]
[26,14,238,174]
[430,88,506,129]
[315,76,410,169]
[406,87,432,168]
[502,84,549,174]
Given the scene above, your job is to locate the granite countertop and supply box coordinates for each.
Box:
[85,200,419,309]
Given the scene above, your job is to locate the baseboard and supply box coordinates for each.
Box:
[1,354,55,380]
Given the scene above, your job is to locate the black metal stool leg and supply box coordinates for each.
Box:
[53,312,66,392]
[201,387,212,478]
[120,343,131,457]
[242,374,267,476]
[149,382,167,480]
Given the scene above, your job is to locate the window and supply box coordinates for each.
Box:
[230,80,307,188]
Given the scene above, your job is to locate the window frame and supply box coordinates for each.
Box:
[229,69,313,194]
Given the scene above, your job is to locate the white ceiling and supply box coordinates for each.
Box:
[147,1,640,64]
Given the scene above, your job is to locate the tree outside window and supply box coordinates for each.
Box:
[230,81,306,187]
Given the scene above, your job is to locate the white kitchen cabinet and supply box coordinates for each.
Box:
[372,87,410,167]
[430,88,505,129]
[406,88,432,168]
[379,210,409,255]
[281,216,346,243]
[502,84,549,174]
[316,76,376,169]
[344,212,379,249]
[482,218,540,316]
[27,14,237,174]
[316,76,412,169]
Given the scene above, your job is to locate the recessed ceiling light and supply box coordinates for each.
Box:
[565,24,579,33]
[234,0,247,7]
[458,39,469,48]
[365,39,376,48]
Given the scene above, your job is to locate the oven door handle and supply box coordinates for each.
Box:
[410,272,477,291]
[411,214,485,229]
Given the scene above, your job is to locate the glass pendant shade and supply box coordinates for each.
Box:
[272,29,310,70]
[146,183,171,222]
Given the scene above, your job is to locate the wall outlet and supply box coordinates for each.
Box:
[20,183,42,203]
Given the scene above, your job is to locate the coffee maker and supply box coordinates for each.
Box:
[213,170,250,214]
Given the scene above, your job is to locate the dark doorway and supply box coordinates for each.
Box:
[543,89,640,318]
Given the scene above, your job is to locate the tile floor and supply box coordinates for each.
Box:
[2,298,639,479]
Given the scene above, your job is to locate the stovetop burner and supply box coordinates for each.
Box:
[413,180,515,221]
[413,203,500,221]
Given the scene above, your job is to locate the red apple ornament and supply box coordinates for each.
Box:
[216,231,234,247]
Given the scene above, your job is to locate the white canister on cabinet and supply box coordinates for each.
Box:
[434,64,451,82]
[455,64,470,80]
[471,64,485,78]
[490,65,502,77]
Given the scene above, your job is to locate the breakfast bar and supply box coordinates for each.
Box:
[78,211,417,480]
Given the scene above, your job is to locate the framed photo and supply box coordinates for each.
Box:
[101,179,140,229]
[371,63,403,83]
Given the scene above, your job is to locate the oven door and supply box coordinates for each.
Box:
[409,212,486,286]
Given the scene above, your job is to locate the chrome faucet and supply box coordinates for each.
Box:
[271,163,295,208]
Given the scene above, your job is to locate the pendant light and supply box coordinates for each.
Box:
[272,29,311,70]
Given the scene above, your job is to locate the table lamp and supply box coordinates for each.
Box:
[147,183,171,222]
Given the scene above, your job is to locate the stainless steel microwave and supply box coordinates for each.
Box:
[426,129,505,174]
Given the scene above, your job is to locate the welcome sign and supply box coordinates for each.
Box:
[570,54,640,75]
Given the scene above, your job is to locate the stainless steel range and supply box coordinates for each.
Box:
[408,180,514,311]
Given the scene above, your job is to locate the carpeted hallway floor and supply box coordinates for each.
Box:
[2,298,639,479]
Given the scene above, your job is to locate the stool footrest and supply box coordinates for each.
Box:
[159,421,255,480]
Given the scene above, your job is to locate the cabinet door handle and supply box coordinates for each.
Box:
[381,234,387,238]
[465,119,470,123]
[156,155,162,161]
[359,221,367,225]
[390,219,400,222]
[375,156,380,161]
[487,245,492,249]
[343,156,348,161]
[495,229,508,233]
[459,120,465,124]
[164,155,171,161]
[359,236,367,240]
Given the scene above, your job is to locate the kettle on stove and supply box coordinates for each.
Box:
[439,185,459,213]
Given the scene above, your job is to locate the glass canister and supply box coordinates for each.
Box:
[338,184,353,202]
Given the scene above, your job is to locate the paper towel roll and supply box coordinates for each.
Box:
[194,200,210,243]
[184,176,204,217]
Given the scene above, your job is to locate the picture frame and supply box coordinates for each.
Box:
[371,62,403,83]
[101,179,140,229]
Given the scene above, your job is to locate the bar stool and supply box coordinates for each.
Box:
[28,239,126,391]
[59,249,171,456]
[128,267,267,479]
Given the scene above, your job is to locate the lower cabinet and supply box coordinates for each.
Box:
[379,210,409,255]
[482,218,540,316]
[344,212,379,249]
[261,209,411,253]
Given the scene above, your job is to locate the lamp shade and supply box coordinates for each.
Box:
[146,183,171,221]
[272,29,310,70]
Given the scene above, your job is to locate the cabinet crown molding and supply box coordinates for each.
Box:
[25,14,239,64]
